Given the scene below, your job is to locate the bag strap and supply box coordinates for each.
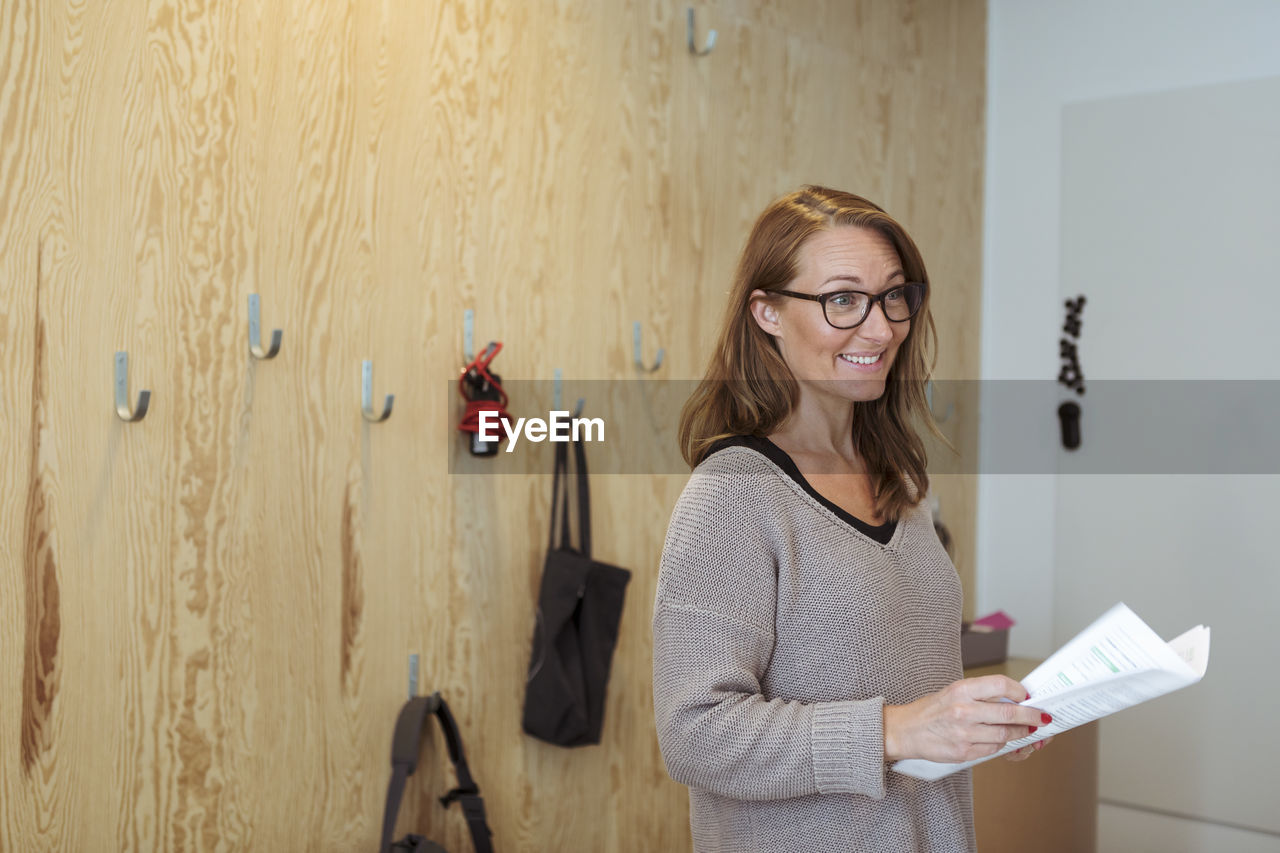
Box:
[380,693,494,853]
[546,437,592,557]
[571,436,591,557]
[548,441,572,552]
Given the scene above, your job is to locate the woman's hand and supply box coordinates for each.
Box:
[882,675,1049,763]
[1006,734,1055,762]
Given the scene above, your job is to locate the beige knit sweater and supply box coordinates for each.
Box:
[652,440,975,853]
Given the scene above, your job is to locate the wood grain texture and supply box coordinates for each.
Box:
[2,0,53,844]
[21,242,61,778]
[341,476,365,690]
[0,1,988,850]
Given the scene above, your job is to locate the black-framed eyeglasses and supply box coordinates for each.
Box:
[769,282,927,330]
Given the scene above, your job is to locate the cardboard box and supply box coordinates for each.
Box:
[960,625,1009,668]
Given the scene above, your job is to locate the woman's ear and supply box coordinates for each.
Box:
[749,289,781,336]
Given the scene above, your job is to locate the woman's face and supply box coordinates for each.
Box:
[751,226,911,404]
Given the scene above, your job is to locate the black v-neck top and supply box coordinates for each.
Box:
[707,435,898,545]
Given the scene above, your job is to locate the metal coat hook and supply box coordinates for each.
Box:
[463,312,500,368]
[926,380,954,424]
[687,7,717,56]
[463,309,477,362]
[248,294,282,359]
[361,360,394,422]
[633,321,665,372]
[553,368,586,417]
[114,351,151,422]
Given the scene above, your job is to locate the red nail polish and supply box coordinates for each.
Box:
[1041,713,1052,725]
[1028,726,1038,734]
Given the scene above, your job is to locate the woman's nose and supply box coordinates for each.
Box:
[859,302,894,341]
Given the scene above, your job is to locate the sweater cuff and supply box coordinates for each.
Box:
[811,698,887,800]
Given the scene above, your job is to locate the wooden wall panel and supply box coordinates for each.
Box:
[0,1,987,850]
[0,0,45,846]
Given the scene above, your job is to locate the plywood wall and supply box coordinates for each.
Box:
[0,1,986,850]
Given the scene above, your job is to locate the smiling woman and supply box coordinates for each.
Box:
[754,227,923,403]
[677,186,938,519]
[653,187,1050,853]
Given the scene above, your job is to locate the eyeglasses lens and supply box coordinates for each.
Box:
[825,284,923,328]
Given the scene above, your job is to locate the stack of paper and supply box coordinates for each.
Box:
[893,602,1210,781]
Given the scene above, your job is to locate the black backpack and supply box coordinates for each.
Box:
[379,693,493,853]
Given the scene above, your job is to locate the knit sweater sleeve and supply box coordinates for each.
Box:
[652,456,888,801]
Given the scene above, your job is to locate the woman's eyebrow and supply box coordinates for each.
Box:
[820,272,907,289]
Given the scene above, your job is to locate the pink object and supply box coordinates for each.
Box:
[972,610,1016,631]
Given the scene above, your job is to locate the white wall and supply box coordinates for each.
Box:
[1056,75,1280,843]
[980,3,1280,849]
[1098,803,1280,853]
[978,0,1280,656]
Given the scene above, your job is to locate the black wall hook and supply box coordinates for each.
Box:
[1058,401,1082,451]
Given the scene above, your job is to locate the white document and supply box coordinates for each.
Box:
[892,602,1210,781]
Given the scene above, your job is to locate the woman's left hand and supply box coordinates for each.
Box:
[1005,735,1054,762]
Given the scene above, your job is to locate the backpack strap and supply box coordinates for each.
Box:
[380,693,494,853]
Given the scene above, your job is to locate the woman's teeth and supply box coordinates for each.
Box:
[840,353,881,366]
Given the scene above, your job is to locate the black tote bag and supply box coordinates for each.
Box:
[522,436,631,746]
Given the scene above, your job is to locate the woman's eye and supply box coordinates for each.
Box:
[829,294,854,307]
[885,287,904,302]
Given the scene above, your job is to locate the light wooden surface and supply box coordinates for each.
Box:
[968,658,1100,853]
[0,1,987,850]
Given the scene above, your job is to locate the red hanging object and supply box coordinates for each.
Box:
[458,342,510,456]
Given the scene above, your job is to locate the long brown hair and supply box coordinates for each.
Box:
[677,185,939,520]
